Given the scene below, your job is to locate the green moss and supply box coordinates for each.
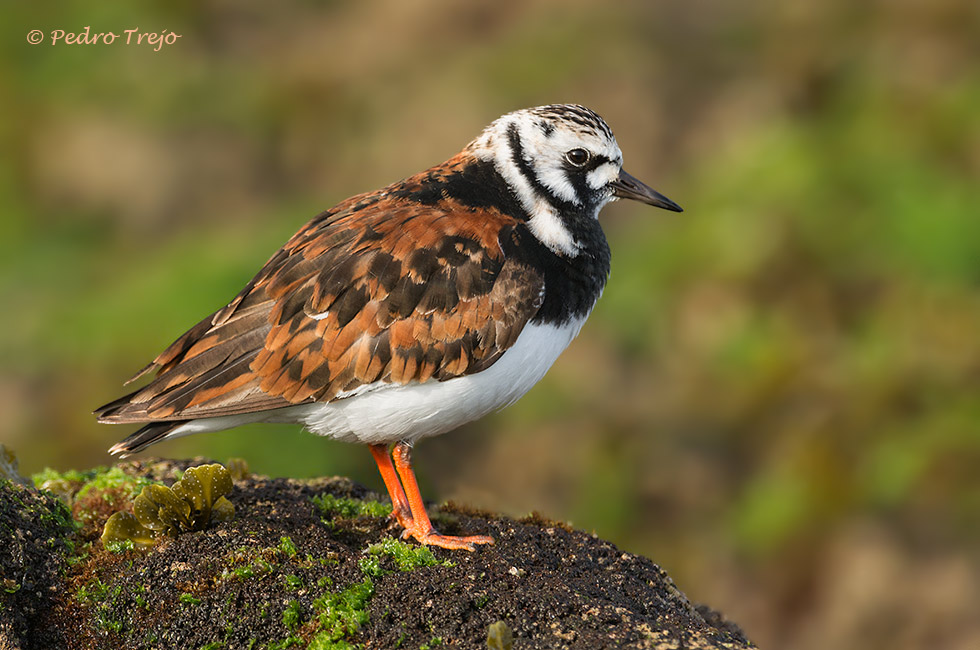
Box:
[179,593,201,606]
[357,555,382,578]
[312,493,391,520]
[308,577,374,649]
[33,466,154,504]
[234,565,256,580]
[133,584,149,610]
[78,466,155,502]
[45,493,79,534]
[419,638,443,650]
[278,535,298,557]
[282,599,303,630]
[32,466,90,490]
[76,577,125,633]
[283,574,303,590]
[306,632,356,648]
[363,537,440,573]
[220,546,280,581]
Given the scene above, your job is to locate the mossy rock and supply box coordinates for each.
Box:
[6,458,753,649]
[0,478,77,648]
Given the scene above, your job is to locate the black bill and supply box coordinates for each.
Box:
[611,169,683,212]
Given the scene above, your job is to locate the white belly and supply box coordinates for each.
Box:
[279,318,587,444]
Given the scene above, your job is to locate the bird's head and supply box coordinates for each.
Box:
[467,104,682,256]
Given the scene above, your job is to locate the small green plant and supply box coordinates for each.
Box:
[363,537,439,572]
[282,599,303,630]
[278,536,298,557]
[100,463,235,549]
[33,465,155,506]
[308,578,374,649]
[312,493,391,520]
[179,593,201,606]
[76,578,125,633]
[104,538,136,554]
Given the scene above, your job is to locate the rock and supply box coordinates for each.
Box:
[3,458,754,649]
[0,445,31,487]
[0,478,77,650]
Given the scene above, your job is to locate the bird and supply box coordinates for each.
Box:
[96,104,682,551]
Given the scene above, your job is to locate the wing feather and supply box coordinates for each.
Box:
[97,154,544,426]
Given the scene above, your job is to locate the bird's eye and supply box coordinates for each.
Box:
[564,148,590,167]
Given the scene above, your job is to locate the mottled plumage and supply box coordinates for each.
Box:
[98,104,681,550]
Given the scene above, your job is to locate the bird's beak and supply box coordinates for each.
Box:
[611,169,683,212]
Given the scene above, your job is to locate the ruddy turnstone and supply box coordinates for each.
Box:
[97,104,682,550]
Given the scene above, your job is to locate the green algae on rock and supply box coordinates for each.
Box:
[225,457,250,481]
[101,463,235,549]
[171,463,235,529]
[487,620,514,650]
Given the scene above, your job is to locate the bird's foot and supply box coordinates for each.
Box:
[399,525,495,552]
[388,505,414,531]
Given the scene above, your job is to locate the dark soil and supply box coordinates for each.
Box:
[4,458,754,649]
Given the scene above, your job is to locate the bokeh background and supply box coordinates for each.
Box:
[3,1,979,648]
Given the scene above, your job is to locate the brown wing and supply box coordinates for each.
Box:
[96,177,544,424]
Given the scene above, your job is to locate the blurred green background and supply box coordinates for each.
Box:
[2,1,979,648]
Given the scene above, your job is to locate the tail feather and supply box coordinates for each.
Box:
[94,389,142,421]
[107,421,188,458]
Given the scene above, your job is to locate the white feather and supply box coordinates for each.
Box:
[526,203,581,256]
[587,162,620,190]
[291,318,588,444]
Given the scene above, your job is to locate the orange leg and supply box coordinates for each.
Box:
[391,441,494,551]
[369,444,413,530]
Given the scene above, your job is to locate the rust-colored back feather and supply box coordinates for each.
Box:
[96,152,545,425]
